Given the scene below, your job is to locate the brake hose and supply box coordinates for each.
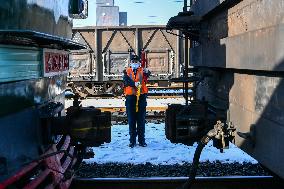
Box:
[177,128,218,189]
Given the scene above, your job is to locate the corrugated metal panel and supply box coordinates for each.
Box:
[0,45,42,83]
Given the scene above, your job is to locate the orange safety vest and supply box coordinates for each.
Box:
[124,67,148,95]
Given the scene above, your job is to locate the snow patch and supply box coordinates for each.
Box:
[84,123,258,165]
[65,97,185,109]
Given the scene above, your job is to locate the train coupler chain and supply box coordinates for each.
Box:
[211,121,236,153]
[200,120,236,152]
[76,144,95,160]
[178,121,236,189]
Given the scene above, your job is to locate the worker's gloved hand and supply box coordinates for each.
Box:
[135,81,141,88]
[123,69,127,75]
[143,68,151,77]
[123,71,135,87]
[143,68,149,73]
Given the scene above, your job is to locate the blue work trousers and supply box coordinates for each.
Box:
[125,94,147,144]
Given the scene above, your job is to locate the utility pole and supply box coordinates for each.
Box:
[183,0,189,106]
[183,0,187,12]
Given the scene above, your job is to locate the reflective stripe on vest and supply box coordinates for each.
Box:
[128,71,135,95]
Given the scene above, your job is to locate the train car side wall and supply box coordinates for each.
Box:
[191,0,284,178]
[71,26,183,81]
[0,0,72,180]
[0,0,72,38]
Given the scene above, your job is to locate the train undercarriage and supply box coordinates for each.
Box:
[66,79,187,97]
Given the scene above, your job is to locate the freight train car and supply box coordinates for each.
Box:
[69,26,186,97]
[165,0,284,180]
[0,1,111,188]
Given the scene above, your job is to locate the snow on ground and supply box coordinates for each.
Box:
[84,123,258,165]
[66,98,257,165]
[65,97,185,108]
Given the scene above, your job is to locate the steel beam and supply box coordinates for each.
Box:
[160,30,175,53]
[80,31,97,53]
[176,30,183,78]
[95,29,103,81]
[142,29,158,50]
[102,30,117,53]
[71,26,181,80]
[119,31,135,52]
[135,28,140,55]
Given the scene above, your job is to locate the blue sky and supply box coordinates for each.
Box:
[73,0,189,26]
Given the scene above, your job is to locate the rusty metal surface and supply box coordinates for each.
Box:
[70,52,94,76]
[229,74,284,178]
[192,0,284,71]
[71,26,182,81]
[192,24,284,71]
[191,0,284,179]
[227,0,284,37]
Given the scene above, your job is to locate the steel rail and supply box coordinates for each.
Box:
[98,106,167,113]
[71,176,284,189]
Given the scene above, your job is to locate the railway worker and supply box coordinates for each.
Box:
[123,55,151,148]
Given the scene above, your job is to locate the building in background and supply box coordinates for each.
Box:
[96,6,119,26]
[96,0,114,6]
[119,12,127,26]
[96,0,127,26]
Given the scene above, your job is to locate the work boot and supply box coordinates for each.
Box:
[139,142,147,147]
[129,143,135,148]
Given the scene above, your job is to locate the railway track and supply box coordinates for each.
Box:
[65,96,184,122]
[70,176,284,189]
[67,83,189,97]
[99,106,165,123]
[77,96,185,99]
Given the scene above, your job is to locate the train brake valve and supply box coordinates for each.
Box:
[76,144,95,160]
[212,121,236,153]
[66,97,112,147]
[165,100,210,146]
[45,95,111,149]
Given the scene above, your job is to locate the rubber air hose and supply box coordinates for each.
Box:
[177,128,217,189]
